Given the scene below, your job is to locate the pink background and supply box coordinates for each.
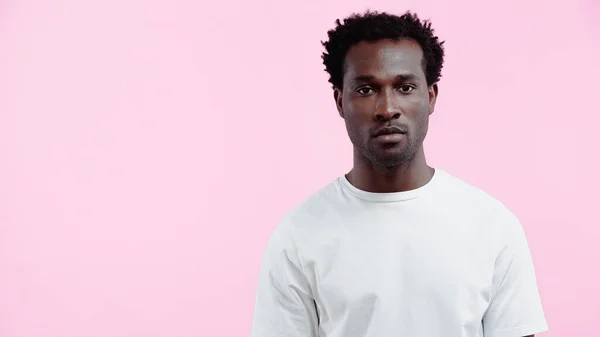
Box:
[1,0,599,336]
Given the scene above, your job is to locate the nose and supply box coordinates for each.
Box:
[374,88,401,121]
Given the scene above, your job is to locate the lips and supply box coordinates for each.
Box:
[373,126,407,138]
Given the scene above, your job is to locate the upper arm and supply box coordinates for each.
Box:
[251,224,318,337]
[482,211,548,337]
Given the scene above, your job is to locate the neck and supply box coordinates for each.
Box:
[346,147,434,193]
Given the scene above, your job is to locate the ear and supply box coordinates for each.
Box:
[428,83,439,115]
[333,88,344,118]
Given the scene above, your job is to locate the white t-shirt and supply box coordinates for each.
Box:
[251,169,548,337]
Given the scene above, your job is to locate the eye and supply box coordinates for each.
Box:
[356,87,375,95]
[398,85,415,93]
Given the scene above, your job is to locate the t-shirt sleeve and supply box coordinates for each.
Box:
[482,210,548,337]
[251,222,319,337]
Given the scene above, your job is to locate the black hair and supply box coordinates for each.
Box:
[321,10,445,89]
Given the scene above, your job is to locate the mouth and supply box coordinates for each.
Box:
[373,127,407,138]
[372,126,407,144]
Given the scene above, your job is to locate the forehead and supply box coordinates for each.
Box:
[343,38,425,80]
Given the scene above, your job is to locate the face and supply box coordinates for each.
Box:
[334,38,438,169]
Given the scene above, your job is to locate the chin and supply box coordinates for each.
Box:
[375,158,405,169]
[373,149,414,168]
[359,145,411,168]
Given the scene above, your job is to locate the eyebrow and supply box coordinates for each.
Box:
[349,73,418,85]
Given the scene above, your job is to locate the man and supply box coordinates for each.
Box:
[251,10,548,337]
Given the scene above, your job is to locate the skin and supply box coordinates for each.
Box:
[333,38,536,337]
[334,38,437,193]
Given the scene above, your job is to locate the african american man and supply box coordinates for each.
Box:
[251,10,548,337]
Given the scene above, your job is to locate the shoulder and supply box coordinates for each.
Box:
[269,178,343,245]
[281,177,343,227]
[435,169,524,236]
[436,169,518,216]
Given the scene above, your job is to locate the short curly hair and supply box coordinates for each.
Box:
[321,10,445,89]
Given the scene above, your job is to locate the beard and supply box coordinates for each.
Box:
[352,124,428,170]
[359,139,416,169]
[345,116,429,171]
